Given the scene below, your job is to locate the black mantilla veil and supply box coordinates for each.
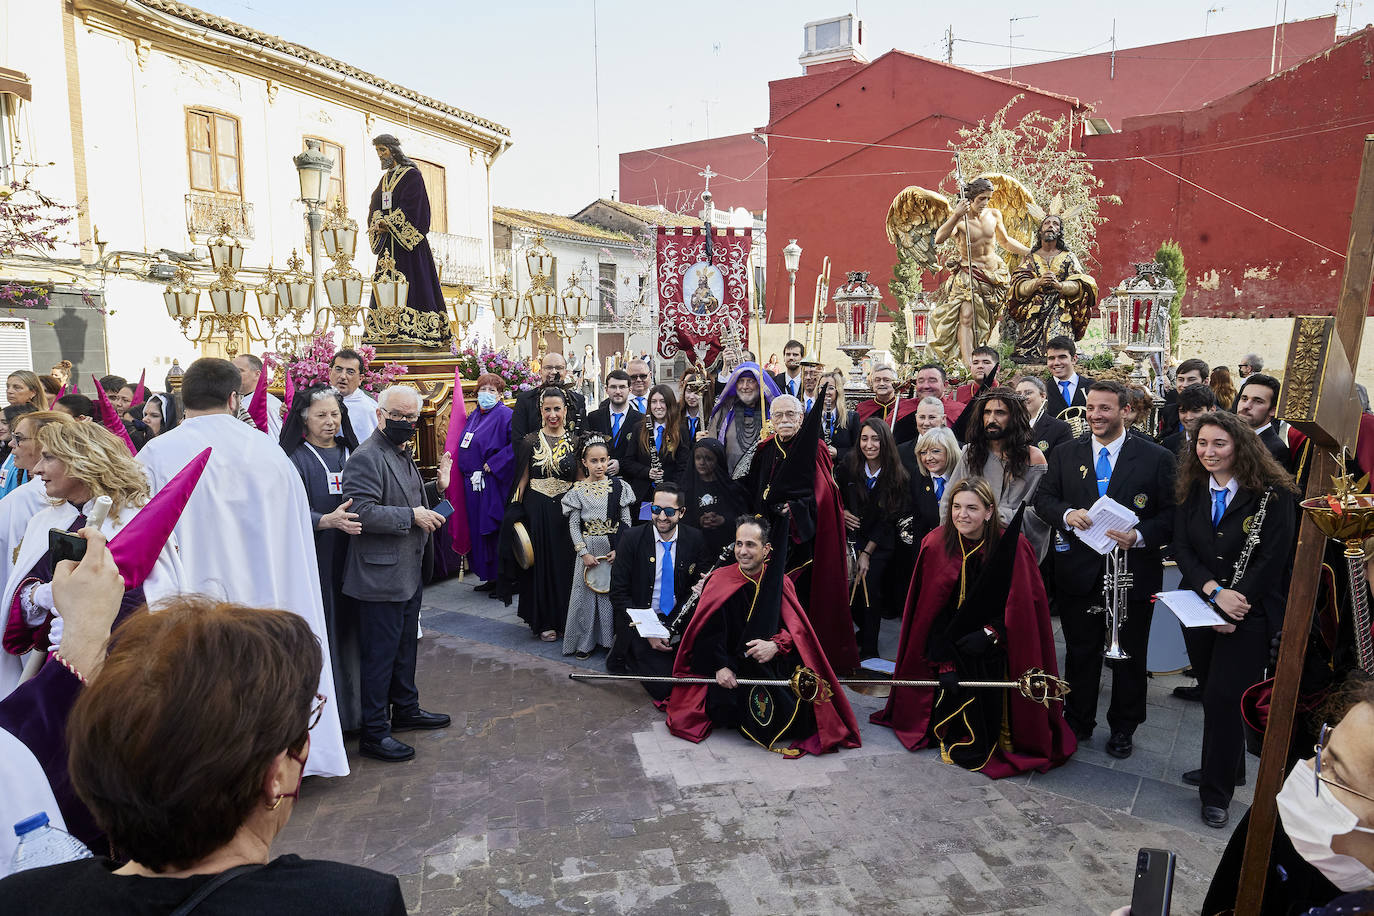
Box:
[927,504,1024,665]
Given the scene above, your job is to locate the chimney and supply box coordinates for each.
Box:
[799,13,868,75]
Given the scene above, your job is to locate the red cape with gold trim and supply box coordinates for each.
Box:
[854,395,920,427]
[870,529,1076,778]
[665,562,862,756]
[798,440,861,674]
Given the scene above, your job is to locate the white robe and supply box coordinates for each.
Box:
[0,479,51,696]
[342,388,379,441]
[138,414,348,777]
[242,390,284,440]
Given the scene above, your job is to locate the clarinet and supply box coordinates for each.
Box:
[1229,487,1271,585]
[666,542,737,643]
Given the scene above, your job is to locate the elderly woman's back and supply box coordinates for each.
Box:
[0,597,404,914]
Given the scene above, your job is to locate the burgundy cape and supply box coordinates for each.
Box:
[665,563,861,756]
[854,395,920,428]
[796,441,861,674]
[870,529,1076,778]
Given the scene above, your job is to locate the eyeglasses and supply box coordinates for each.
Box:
[382,408,420,423]
[273,693,326,808]
[307,692,327,731]
[1238,364,1252,370]
[1314,722,1374,804]
[649,505,679,517]
[629,373,650,380]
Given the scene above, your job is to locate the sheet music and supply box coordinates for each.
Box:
[1072,496,1140,555]
[627,608,670,640]
[1156,590,1229,628]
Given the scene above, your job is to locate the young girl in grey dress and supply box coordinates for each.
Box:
[562,437,634,658]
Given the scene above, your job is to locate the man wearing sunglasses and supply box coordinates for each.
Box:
[606,483,707,691]
[626,359,653,415]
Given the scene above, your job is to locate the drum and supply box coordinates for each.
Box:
[583,557,612,594]
[513,521,534,570]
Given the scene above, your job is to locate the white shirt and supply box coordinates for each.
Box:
[1055,373,1083,405]
[342,388,379,441]
[1254,422,1273,436]
[649,527,679,616]
[783,371,803,397]
[1209,474,1240,507]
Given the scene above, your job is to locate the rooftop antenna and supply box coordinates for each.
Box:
[1205,5,1225,35]
[1008,15,1037,80]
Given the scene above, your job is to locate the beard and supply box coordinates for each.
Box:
[984,424,1005,440]
[738,390,759,407]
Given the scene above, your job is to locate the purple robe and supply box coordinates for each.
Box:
[367,166,450,342]
[457,402,515,581]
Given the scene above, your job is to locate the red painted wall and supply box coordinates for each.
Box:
[618,133,768,216]
[986,16,1337,128]
[761,51,1083,324]
[1088,28,1374,318]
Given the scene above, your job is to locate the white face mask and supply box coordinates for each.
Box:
[1277,761,1374,892]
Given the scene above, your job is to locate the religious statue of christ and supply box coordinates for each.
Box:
[1004,215,1098,363]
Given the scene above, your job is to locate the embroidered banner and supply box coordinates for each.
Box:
[654,226,753,366]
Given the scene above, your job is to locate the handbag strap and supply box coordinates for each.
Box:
[170,864,263,916]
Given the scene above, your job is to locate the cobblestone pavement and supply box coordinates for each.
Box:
[273,579,1237,915]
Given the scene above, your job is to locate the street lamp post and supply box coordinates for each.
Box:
[292,139,334,319]
[783,239,802,341]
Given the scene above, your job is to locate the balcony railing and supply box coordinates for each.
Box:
[185,194,254,240]
[429,231,486,286]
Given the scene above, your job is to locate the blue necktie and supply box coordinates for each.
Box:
[1059,380,1071,404]
[806,398,813,413]
[611,412,622,443]
[866,474,876,490]
[688,417,698,440]
[655,425,663,451]
[1212,488,1228,528]
[1095,446,1112,497]
[658,541,673,617]
[789,378,797,397]
[635,397,646,414]
[934,477,945,501]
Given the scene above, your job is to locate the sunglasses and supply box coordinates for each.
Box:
[629,373,650,380]
[649,505,679,517]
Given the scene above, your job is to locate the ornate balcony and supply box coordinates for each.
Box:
[185,194,254,240]
[429,231,486,286]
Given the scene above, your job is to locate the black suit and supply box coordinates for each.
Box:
[585,405,644,466]
[1156,401,1181,441]
[606,523,708,693]
[1044,373,1093,418]
[835,461,909,658]
[510,386,587,442]
[773,370,805,399]
[1257,424,1291,470]
[1174,481,1296,809]
[623,424,691,503]
[1031,412,1074,456]
[1161,430,1186,457]
[1034,432,1176,737]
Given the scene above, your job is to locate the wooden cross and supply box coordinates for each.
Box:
[1238,135,1374,912]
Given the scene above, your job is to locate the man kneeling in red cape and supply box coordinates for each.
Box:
[871,479,1075,777]
[666,514,861,757]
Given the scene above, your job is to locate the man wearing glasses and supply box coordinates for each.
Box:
[510,352,586,442]
[341,385,452,762]
[1237,353,1262,379]
[626,358,653,415]
[606,483,707,687]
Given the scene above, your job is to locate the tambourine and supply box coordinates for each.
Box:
[583,556,612,593]
[513,521,534,570]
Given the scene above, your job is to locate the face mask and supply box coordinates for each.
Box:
[477,392,499,411]
[383,419,416,445]
[1277,762,1374,891]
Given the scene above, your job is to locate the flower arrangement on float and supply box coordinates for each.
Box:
[268,331,408,394]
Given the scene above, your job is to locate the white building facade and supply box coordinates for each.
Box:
[1,0,509,382]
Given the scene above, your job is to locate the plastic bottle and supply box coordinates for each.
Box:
[5,812,93,877]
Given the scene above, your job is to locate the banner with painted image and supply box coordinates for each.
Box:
[654,226,752,366]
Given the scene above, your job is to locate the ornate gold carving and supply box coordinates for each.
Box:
[1284,317,1328,420]
[528,477,572,499]
[265,79,280,103]
[581,518,620,538]
[363,302,452,349]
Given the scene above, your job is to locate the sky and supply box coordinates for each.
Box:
[195,0,1362,214]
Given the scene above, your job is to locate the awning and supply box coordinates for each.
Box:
[0,67,32,103]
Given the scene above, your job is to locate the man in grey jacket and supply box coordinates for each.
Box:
[342,384,451,762]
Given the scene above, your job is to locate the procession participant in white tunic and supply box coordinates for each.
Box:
[234,354,284,440]
[331,348,380,441]
[138,358,348,778]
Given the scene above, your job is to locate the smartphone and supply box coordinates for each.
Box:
[432,499,455,520]
[1130,847,1176,916]
[49,528,87,565]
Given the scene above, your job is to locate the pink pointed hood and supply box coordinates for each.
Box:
[91,375,137,455]
[131,369,147,407]
[246,359,269,433]
[445,369,470,555]
[54,383,68,401]
[283,369,295,421]
[108,447,211,589]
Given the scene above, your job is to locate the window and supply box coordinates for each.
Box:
[303,137,345,209]
[598,263,616,317]
[411,158,447,233]
[186,110,242,196]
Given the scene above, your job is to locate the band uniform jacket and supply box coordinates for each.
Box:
[1033,434,1176,600]
[510,386,588,442]
[585,405,645,465]
[1044,373,1094,418]
[1172,482,1297,636]
[1258,424,1293,472]
[834,462,908,557]
[898,447,944,546]
[1031,411,1074,456]
[340,429,433,603]
[623,425,691,502]
[608,522,708,623]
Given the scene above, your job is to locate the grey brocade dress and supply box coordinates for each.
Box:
[561,478,634,655]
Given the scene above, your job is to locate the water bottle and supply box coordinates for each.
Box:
[5,812,92,876]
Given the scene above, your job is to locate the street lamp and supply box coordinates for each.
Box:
[783,238,802,340]
[496,234,577,361]
[833,270,881,392]
[292,139,334,316]
[318,200,366,345]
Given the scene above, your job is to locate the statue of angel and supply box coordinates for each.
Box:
[886,174,1037,369]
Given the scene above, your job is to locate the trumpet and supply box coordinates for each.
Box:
[1088,547,1133,661]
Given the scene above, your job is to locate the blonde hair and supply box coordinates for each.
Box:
[8,370,48,409]
[915,427,961,479]
[37,421,150,521]
[827,370,851,429]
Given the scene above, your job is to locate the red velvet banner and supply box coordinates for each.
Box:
[655,226,753,366]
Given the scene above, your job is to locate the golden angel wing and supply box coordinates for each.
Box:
[979,172,1043,273]
[885,186,952,275]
